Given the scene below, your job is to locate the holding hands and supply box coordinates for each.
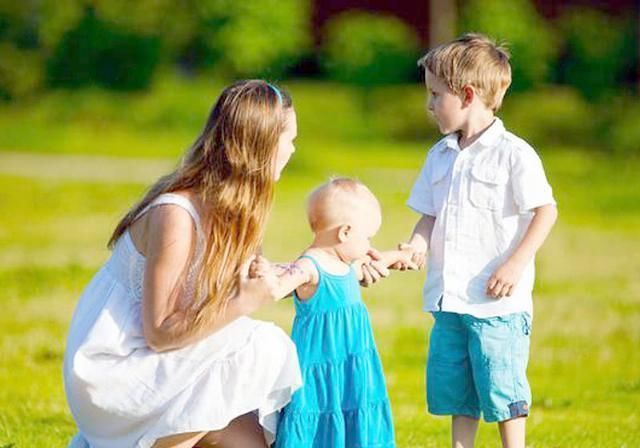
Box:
[236,255,280,314]
[394,243,426,271]
[358,245,425,287]
[358,249,391,287]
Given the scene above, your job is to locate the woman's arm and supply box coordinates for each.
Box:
[141,206,277,352]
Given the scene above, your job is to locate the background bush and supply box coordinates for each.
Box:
[46,8,161,91]
[499,87,596,148]
[0,43,42,100]
[554,8,635,101]
[321,11,420,87]
[609,98,640,154]
[461,0,557,91]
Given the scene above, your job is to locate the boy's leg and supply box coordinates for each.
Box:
[426,312,481,446]
[498,417,526,448]
[466,312,532,448]
[452,415,479,448]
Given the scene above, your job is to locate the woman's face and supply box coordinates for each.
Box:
[273,108,297,181]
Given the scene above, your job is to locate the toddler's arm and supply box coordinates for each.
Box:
[249,257,318,300]
[353,247,419,282]
[486,204,558,298]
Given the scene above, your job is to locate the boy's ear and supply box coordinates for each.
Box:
[461,85,474,107]
[337,224,351,243]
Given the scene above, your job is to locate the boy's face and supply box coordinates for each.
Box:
[426,71,467,135]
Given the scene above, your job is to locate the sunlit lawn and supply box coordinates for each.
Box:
[0,79,638,447]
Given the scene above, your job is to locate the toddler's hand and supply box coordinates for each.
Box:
[486,260,525,299]
[360,249,390,287]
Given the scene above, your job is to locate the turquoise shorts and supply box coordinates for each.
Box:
[426,311,532,423]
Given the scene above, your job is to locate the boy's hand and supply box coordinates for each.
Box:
[389,243,426,270]
[486,259,526,299]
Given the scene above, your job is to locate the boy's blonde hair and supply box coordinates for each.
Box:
[418,33,512,112]
[307,178,380,233]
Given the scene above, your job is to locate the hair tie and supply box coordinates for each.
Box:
[266,82,283,105]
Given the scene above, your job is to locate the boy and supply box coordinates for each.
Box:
[401,33,558,447]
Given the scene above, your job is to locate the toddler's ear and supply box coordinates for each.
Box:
[337,224,351,243]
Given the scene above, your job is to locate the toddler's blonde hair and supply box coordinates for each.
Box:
[418,33,512,112]
[307,178,380,233]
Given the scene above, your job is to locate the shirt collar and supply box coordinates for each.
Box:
[440,117,505,152]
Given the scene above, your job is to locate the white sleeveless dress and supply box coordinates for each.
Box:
[63,193,302,448]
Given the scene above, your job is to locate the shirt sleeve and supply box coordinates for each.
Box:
[407,152,436,216]
[511,144,556,213]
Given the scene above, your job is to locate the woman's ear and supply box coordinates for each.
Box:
[337,224,351,243]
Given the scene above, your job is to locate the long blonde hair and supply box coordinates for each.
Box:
[108,80,292,326]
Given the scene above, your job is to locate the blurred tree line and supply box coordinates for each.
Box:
[0,0,637,102]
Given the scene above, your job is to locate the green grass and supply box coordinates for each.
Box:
[0,78,639,447]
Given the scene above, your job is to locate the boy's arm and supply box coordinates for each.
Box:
[250,258,318,300]
[487,204,558,298]
[388,214,435,270]
[406,214,435,254]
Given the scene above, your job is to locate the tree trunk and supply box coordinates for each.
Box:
[637,0,640,93]
[429,0,457,48]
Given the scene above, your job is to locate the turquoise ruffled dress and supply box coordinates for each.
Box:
[274,255,395,448]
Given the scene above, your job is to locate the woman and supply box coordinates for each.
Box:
[64,80,302,448]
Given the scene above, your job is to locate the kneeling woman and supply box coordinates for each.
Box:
[63,81,302,448]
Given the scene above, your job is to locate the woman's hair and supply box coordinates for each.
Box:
[108,79,292,325]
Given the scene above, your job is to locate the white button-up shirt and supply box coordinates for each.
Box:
[407,118,556,318]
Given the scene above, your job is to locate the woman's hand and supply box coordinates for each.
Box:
[235,255,280,314]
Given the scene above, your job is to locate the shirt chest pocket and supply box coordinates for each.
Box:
[468,163,509,210]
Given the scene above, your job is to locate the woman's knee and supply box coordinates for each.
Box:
[198,413,266,448]
[153,431,208,448]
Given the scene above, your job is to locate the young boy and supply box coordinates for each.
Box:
[401,33,558,447]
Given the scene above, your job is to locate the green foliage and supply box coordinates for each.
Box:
[461,0,557,91]
[210,0,311,77]
[555,8,634,101]
[0,0,311,97]
[321,11,420,86]
[0,43,42,100]
[368,85,438,141]
[46,7,161,90]
[0,0,83,98]
[609,98,640,154]
[93,0,312,78]
[500,87,595,148]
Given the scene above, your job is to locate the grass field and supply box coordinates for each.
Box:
[0,78,638,447]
